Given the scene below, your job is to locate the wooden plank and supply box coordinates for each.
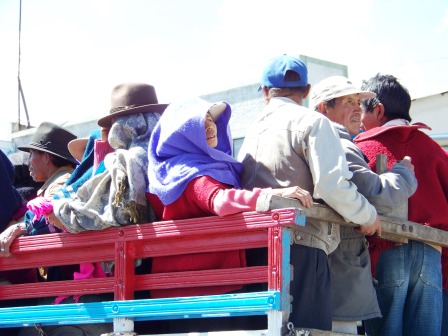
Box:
[265,196,448,247]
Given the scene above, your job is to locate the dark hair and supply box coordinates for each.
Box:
[268,86,308,99]
[361,73,412,122]
[50,154,76,168]
[284,70,301,82]
[325,99,336,109]
[267,69,309,98]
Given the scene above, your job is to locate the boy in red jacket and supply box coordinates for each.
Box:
[354,73,448,336]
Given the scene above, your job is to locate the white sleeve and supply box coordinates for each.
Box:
[307,118,377,226]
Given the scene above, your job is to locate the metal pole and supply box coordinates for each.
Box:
[17,0,31,130]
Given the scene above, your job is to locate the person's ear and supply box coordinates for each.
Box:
[316,101,326,115]
[43,152,52,164]
[302,84,311,99]
[376,103,387,124]
[262,86,270,103]
[262,86,269,96]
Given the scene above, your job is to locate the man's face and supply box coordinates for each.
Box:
[28,149,48,182]
[325,94,362,136]
[205,112,218,148]
[360,102,381,131]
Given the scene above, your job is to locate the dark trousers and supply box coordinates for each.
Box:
[289,244,332,331]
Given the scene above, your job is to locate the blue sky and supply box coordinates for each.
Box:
[0,0,447,131]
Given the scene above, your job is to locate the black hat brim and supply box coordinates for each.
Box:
[17,144,78,165]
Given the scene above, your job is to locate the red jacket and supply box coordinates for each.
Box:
[146,176,246,298]
[355,123,448,288]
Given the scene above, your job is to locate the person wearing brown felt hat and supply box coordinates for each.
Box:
[97,82,168,128]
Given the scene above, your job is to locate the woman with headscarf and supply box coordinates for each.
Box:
[146,98,312,299]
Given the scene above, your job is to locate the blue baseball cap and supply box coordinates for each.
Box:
[259,55,308,91]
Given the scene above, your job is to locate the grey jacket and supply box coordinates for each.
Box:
[337,124,417,218]
[330,124,417,321]
[238,97,377,255]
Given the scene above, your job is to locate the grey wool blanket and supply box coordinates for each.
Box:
[53,112,159,232]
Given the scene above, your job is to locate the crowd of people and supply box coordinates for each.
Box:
[0,54,447,336]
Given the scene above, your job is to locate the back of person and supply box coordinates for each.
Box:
[0,150,23,231]
[355,73,447,336]
[147,99,247,299]
[238,55,379,331]
[310,75,418,334]
[240,97,343,255]
[356,124,448,229]
[147,97,313,303]
[241,99,317,194]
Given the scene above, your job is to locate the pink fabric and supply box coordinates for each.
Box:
[74,262,107,280]
[212,187,263,216]
[93,140,114,173]
[55,262,107,304]
[27,196,53,222]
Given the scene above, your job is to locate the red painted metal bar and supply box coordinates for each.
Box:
[5,209,297,255]
[135,230,268,258]
[114,241,136,300]
[268,225,282,291]
[0,245,115,270]
[0,266,268,301]
[0,278,115,300]
[0,210,298,305]
[135,266,268,290]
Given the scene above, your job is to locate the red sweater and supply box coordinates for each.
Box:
[146,176,255,298]
[355,123,448,288]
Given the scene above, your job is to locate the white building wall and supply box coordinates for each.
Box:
[410,91,448,148]
[410,91,448,135]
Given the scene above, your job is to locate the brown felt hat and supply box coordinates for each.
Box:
[17,122,77,164]
[97,83,168,127]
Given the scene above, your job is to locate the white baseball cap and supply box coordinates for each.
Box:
[310,76,376,109]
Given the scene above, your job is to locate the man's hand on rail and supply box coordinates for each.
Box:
[395,156,414,174]
[356,215,381,236]
[271,186,313,208]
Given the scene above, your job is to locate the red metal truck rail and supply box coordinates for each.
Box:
[0,208,302,335]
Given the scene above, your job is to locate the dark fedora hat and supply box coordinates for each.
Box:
[17,122,78,165]
[97,83,169,128]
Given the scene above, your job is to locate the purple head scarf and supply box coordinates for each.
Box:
[148,98,242,205]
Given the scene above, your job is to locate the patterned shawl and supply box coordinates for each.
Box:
[53,112,160,232]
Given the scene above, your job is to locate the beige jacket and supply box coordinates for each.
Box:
[238,97,377,254]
